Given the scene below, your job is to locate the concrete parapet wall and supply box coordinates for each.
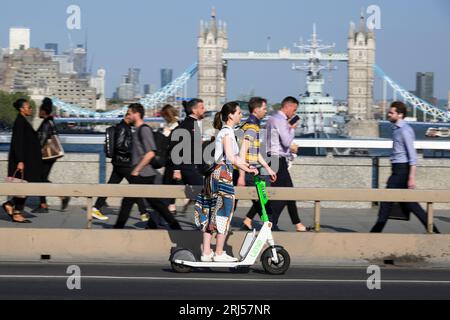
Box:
[0,228,449,267]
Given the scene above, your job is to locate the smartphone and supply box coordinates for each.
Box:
[289,115,300,125]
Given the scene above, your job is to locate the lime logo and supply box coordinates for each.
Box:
[250,240,264,258]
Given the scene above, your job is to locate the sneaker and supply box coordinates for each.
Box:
[213,252,238,262]
[91,208,109,221]
[140,212,150,222]
[201,252,215,262]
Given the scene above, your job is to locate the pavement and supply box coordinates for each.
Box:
[0,263,449,300]
[0,200,449,234]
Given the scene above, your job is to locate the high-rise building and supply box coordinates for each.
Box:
[128,68,141,97]
[45,43,58,55]
[9,27,30,53]
[143,84,156,95]
[40,47,75,74]
[52,53,75,74]
[0,48,96,109]
[144,84,150,95]
[160,68,173,88]
[90,68,107,110]
[116,68,141,100]
[416,72,434,104]
[54,74,97,109]
[447,90,450,110]
[116,83,135,101]
[73,45,88,77]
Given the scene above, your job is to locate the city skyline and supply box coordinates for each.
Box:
[0,0,449,102]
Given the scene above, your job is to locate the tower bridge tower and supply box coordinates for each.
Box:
[347,11,376,121]
[198,8,228,111]
[347,11,379,137]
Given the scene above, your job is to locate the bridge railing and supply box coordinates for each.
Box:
[0,183,446,233]
[2,135,450,151]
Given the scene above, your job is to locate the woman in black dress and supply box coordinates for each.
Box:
[2,99,43,223]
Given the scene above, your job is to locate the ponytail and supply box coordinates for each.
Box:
[213,111,223,130]
[214,101,240,130]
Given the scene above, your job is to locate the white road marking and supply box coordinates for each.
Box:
[0,275,449,284]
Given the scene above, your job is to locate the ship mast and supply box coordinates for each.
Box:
[292,24,337,96]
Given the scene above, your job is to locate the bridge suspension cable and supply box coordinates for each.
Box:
[53,63,198,118]
[374,64,448,122]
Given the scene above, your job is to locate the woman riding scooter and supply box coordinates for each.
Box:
[194,101,258,262]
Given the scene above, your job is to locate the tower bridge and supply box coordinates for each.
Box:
[51,9,448,127]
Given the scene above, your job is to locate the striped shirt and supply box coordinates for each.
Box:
[241,114,261,165]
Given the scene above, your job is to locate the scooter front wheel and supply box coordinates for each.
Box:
[261,246,290,275]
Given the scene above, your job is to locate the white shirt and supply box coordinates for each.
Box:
[214,125,239,164]
[162,121,179,137]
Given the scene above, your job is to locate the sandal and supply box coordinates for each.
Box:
[240,223,253,231]
[10,211,31,224]
[2,202,14,217]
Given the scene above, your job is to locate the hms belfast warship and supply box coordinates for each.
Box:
[292,25,348,138]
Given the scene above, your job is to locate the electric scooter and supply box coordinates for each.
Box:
[169,175,291,275]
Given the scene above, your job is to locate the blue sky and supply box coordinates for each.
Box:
[1,0,449,102]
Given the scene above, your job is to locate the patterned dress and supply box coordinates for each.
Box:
[194,163,236,235]
[194,126,238,235]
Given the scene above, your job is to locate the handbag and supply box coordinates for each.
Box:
[200,161,217,177]
[4,170,28,198]
[388,202,411,221]
[42,134,64,160]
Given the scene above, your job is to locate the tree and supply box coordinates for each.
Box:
[0,91,36,129]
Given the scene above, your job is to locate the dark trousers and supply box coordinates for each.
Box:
[163,165,177,206]
[371,163,440,233]
[10,197,26,211]
[114,175,181,230]
[179,165,203,186]
[40,159,56,204]
[95,165,147,213]
[269,157,301,227]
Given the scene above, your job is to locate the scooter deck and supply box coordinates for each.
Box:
[173,260,251,268]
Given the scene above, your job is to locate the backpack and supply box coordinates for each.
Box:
[199,137,216,176]
[138,124,169,169]
[104,125,116,159]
